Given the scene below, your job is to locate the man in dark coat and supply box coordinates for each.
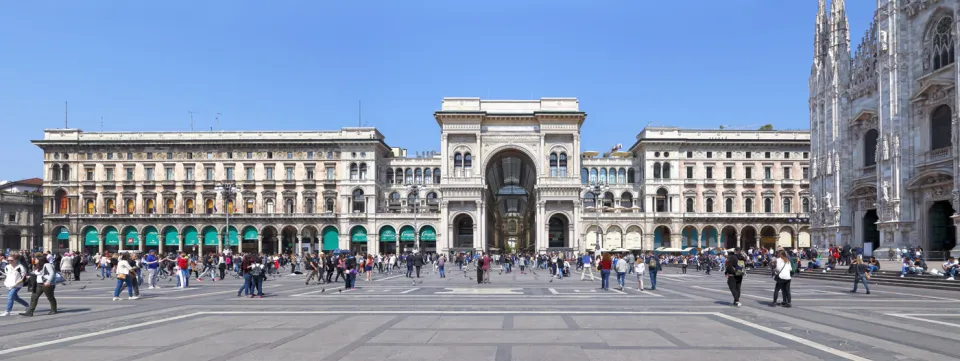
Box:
[414,253,425,278]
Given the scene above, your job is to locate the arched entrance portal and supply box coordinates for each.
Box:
[2,229,21,251]
[928,201,957,253]
[548,214,568,249]
[484,149,538,251]
[863,210,880,253]
[681,226,698,248]
[653,226,671,249]
[301,226,318,254]
[721,226,738,249]
[280,226,298,254]
[760,226,777,249]
[740,226,757,249]
[261,226,278,254]
[453,214,474,250]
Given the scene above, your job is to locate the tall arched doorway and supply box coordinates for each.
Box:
[701,226,718,249]
[453,214,474,250]
[681,226,698,248]
[241,226,259,254]
[653,226,671,249]
[721,226,738,249]
[928,201,957,253]
[3,229,21,251]
[760,226,777,249]
[321,226,339,252]
[548,214,568,249]
[740,226,757,249]
[863,210,879,253]
[281,225,298,254]
[484,149,537,251]
[261,226,278,254]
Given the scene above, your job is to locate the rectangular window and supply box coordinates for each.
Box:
[286,167,294,180]
[146,152,153,160]
[764,166,772,180]
[185,168,194,181]
[267,151,273,159]
[145,167,154,181]
[246,168,254,181]
[107,153,114,160]
[746,152,752,159]
[784,152,790,159]
[686,151,693,158]
[125,168,134,181]
[287,152,293,159]
[783,166,791,180]
[6,213,15,223]
[706,152,713,159]
[106,168,114,181]
[226,167,234,181]
[167,152,173,159]
[706,166,713,179]
[802,167,809,179]
[206,152,213,160]
[307,151,314,159]
[726,152,732,158]
[686,166,693,179]
[745,167,752,179]
[85,168,94,181]
[306,167,315,180]
[803,152,809,159]
[326,167,334,180]
[725,166,733,179]
[266,167,274,180]
[765,152,771,159]
[205,167,214,180]
[227,152,233,159]
[187,153,193,160]
[86,152,93,160]
[246,152,253,159]
[165,167,174,180]
[126,152,133,160]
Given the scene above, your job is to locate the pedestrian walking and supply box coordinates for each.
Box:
[725,248,745,307]
[614,253,629,290]
[21,254,58,316]
[2,255,29,316]
[849,258,871,295]
[633,258,646,291]
[645,252,661,290]
[599,253,612,291]
[772,250,792,307]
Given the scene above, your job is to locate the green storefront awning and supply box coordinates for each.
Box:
[243,227,259,241]
[184,228,199,246]
[322,227,339,251]
[351,227,367,243]
[227,227,238,246]
[84,228,99,246]
[56,228,69,240]
[164,228,179,246]
[399,226,415,242]
[420,226,437,241]
[124,229,139,246]
[144,227,160,246]
[379,227,396,242]
[104,228,120,246]
[203,228,219,246]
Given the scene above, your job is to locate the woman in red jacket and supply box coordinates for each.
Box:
[599,253,612,291]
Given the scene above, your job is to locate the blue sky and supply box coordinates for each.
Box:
[0,0,874,181]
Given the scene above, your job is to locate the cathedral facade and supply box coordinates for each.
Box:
[809,0,960,257]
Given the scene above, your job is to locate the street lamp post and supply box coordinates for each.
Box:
[215,182,238,254]
[584,181,609,251]
[788,212,809,249]
[406,182,424,252]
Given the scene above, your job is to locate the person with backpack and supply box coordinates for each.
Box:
[249,256,265,298]
[645,252,661,290]
[724,248,745,307]
[21,254,59,316]
[476,253,484,284]
[2,254,30,316]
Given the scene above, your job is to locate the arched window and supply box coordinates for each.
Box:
[358,163,367,180]
[407,192,418,212]
[395,168,404,184]
[627,168,636,184]
[185,199,194,214]
[764,198,773,213]
[662,162,671,179]
[463,153,472,168]
[129,199,138,214]
[782,197,792,213]
[931,105,952,150]
[655,188,668,212]
[285,199,294,214]
[607,168,616,184]
[602,192,614,208]
[802,198,810,213]
[745,198,753,213]
[706,198,714,213]
[558,153,568,177]
[146,199,155,214]
[929,16,955,71]
[54,189,68,214]
[618,168,626,184]
[390,191,401,202]
[583,192,596,208]
[599,168,607,183]
[61,165,70,182]
[415,168,423,184]
[86,199,95,214]
[589,168,598,183]
[305,199,315,213]
[325,198,335,213]
[226,200,234,214]
[581,168,589,184]
[245,199,254,213]
[352,189,365,213]
[621,192,633,208]
[433,167,441,184]
[266,199,275,214]
[864,129,878,166]
[725,198,733,213]
[386,168,395,184]
[405,168,413,184]
[424,168,432,184]
[686,198,694,212]
[454,152,463,174]
[349,163,358,180]
[549,153,558,177]
[653,163,661,179]
[51,165,61,182]
[166,199,175,214]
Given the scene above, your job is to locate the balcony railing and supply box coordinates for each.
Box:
[861,165,876,177]
[928,147,952,162]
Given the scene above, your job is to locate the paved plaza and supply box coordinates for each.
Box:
[1,266,958,361]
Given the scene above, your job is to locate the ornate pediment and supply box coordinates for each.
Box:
[702,189,717,197]
[910,80,954,104]
[262,190,277,198]
[722,189,737,196]
[741,190,756,197]
[761,190,775,197]
[779,189,797,196]
[850,109,877,123]
[302,190,318,197]
[845,183,877,199]
[906,169,953,189]
[683,189,698,196]
[241,190,257,198]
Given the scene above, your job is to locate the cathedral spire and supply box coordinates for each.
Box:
[830,0,850,51]
[814,0,828,62]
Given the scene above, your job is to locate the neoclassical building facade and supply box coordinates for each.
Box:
[34,97,810,255]
[809,0,960,257]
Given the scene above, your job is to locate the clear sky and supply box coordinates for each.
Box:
[0,0,874,181]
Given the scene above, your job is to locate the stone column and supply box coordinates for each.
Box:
[568,223,576,251]
[670,233,682,249]
[98,235,104,255]
[477,201,486,251]
[21,233,30,252]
